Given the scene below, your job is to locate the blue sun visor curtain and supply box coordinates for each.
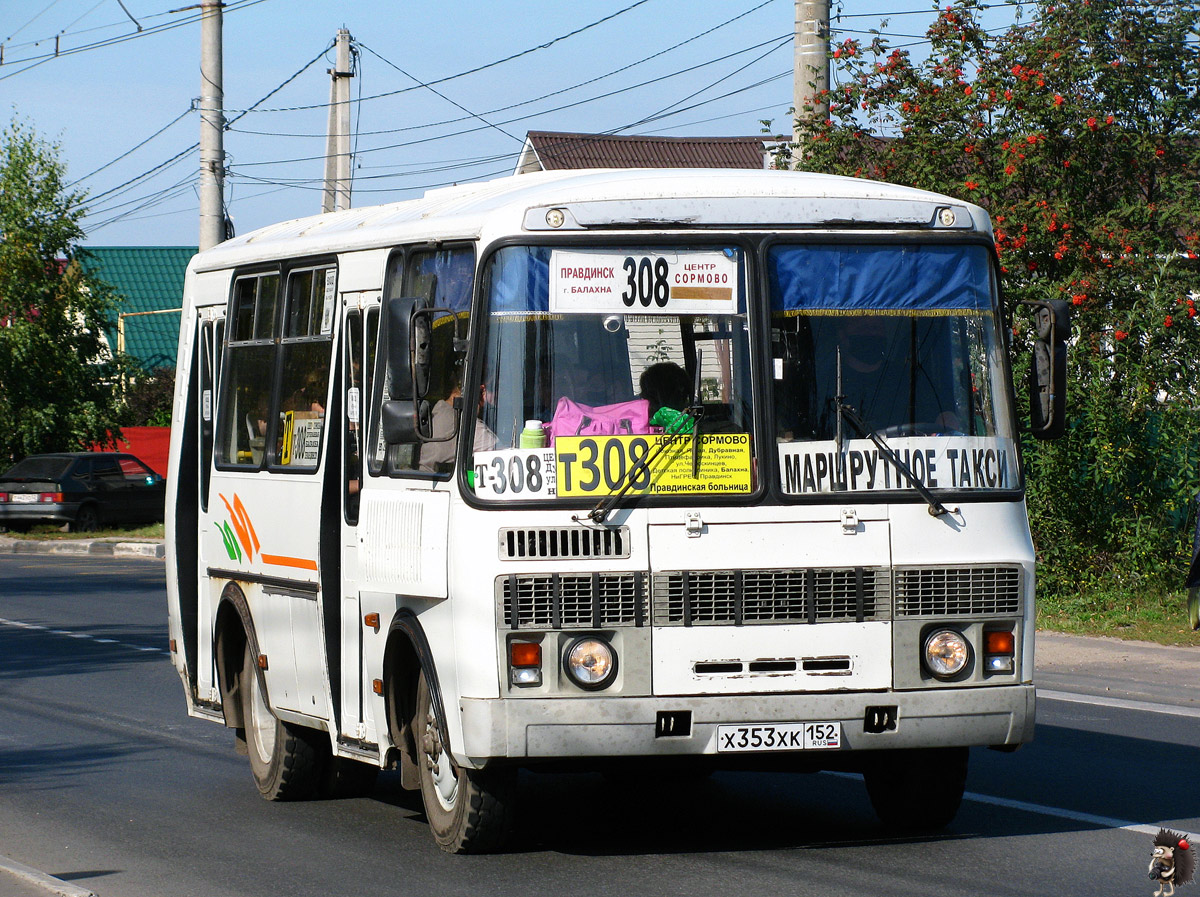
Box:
[488,246,553,314]
[769,244,993,315]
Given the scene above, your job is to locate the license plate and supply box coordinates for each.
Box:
[10,493,37,504]
[716,721,841,752]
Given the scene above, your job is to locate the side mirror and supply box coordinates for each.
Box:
[381,399,431,445]
[1025,299,1069,440]
[383,296,429,401]
[377,296,467,446]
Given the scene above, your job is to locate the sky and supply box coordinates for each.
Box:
[1,0,1022,247]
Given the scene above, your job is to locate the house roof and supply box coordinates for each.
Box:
[81,246,194,371]
[515,131,768,174]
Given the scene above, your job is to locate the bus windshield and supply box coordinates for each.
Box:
[472,244,755,503]
[769,242,1018,496]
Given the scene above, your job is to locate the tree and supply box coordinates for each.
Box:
[121,366,176,428]
[789,0,1200,594]
[0,119,128,466]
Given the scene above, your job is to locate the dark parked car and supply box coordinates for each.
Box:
[0,452,165,533]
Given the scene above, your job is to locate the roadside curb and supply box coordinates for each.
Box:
[0,536,164,560]
[0,854,96,897]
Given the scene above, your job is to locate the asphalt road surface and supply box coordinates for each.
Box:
[1,554,1197,897]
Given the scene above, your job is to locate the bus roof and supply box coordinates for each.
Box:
[190,168,990,273]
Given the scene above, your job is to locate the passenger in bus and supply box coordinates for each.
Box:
[419,381,497,473]
[287,369,327,417]
[639,361,691,417]
[639,361,694,433]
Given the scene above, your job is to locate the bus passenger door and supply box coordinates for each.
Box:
[338,303,376,744]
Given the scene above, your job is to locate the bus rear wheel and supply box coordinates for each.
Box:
[415,670,515,853]
[242,646,325,801]
[862,746,968,831]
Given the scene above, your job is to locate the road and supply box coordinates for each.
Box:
[1,554,1197,897]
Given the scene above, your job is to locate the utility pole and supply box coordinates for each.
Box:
[198,1,225,251]
[322,29,353,213]
[792,0,830,166]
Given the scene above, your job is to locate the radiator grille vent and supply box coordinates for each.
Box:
[499,526,630,560]
[894,566,1022,616]
[652,568,890,626]
[499,573,646,628]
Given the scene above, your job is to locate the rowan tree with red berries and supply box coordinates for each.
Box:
[788,0,1200,603]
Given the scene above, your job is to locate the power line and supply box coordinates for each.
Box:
[4,0,67,43]
[70,106,193,186]
[216,0,662,115]
[0,0,275,80]
[618,36,790,134]
[4,1,183,52]
[230,33,792,169]
[81,42,330,214]
[226,0,783,141]
[357,42,523,146]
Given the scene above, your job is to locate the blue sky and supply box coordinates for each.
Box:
[1,0,1020,247]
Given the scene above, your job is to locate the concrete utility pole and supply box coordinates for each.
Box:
[198,1,225,251]
[792,0,830,166]
[322,29,354,213]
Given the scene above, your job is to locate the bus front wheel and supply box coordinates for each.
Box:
[242,646,324,801]
[415,670,515,853]
[862,746,968,831]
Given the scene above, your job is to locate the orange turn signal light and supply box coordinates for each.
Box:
[984,630,1015,655]
[510,642,541,668]
[364,612,380,631]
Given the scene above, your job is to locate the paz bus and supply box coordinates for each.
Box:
[165,167,1067,853]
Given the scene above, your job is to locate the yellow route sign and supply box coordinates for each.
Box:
[555,433,752,497]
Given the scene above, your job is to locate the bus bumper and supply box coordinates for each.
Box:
[458,684,1034,763]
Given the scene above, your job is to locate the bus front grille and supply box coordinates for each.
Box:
[893,565,1022,616]
[500,573,647,629]
[651,568,891,626]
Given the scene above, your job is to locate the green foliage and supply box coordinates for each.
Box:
[0,119,130,465]
[791,0,1200,597]
[121,366,176,428]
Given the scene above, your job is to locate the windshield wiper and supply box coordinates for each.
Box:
[835,398,951,518]
[585,404,701,524]
[587,350,707,525]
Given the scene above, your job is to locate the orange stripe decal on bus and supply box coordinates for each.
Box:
[219,493,256,563]
[260,554,319,571]
[232,493,261,555]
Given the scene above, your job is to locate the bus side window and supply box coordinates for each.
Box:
[378,245,475,477]
[216,272,279,468]
[274,266,336,471]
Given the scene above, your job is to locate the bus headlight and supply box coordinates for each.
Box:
[923,629,970,679]
[564,637,617,691]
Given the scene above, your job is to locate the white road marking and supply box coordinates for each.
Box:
[1039,688,1200,720]
[0,617,170,656]
[961,790,1197,841]
[826,770,1197,842]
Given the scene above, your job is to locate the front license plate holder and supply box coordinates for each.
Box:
[716,721,842,752]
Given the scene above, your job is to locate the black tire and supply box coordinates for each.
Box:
[415,670,515,853]
[71,504,100,533]
[241,646,325,801]
[863,747,968,831]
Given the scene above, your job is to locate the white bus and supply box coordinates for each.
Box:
[165,168,1067,853]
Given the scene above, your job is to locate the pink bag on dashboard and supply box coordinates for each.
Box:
[547,396,650,442]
